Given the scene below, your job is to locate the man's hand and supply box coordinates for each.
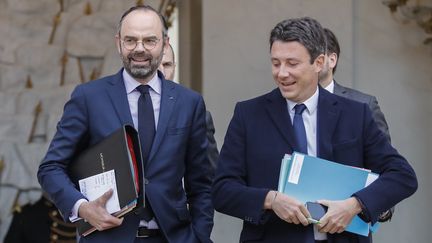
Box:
[264,191,310,226]
[317,197,362,234]
[78,189,123,231]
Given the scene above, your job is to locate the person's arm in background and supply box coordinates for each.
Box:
[367,95,395,222]
[205,111,219,169]
[368,96,391,143]
[184,97,215,243]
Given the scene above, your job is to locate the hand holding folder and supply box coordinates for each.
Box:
[278,152,379,236]
[77,188,124,233]
[68,125,142,236]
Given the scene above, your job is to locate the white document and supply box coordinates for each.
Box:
[78,169,121,214]
[287,153,304,185]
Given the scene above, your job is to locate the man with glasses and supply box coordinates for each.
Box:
[38,5,214,243]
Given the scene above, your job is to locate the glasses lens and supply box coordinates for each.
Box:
[123,39,136,50]
[145,39,158,49]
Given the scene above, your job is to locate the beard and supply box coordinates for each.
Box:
[121,47,164,80]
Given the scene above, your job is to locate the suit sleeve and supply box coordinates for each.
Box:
[212,103,269,225]
[184,97,215,242]
[368,96,391,142]
[205,111,219,168]
[352,104,417,224]
[37,85,89,220]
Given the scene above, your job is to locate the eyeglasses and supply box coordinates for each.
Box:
[121,37,160,50]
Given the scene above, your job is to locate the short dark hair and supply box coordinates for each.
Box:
[117,5,167,38]
[270,17,326,64]
[323,28,340,74]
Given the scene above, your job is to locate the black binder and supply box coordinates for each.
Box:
[68,125,143,236]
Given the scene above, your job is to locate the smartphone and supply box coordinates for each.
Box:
[306,202,327,224]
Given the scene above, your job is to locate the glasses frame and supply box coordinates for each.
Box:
[120,36,161,51]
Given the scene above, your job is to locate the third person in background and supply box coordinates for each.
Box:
[318,27,394,221]
[159,43,219,168]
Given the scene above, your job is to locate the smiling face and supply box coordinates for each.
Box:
[116,9,167,83]
[271,41,324,103]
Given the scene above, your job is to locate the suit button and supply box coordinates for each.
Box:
[144,178,149,184]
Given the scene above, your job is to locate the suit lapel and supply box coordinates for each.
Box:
[106,70,134,126]
[148,73,177,164]
[264,89,296,150]
[317,87,340,161]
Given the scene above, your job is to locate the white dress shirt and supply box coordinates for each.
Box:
[323,79,335,93]
[286,88,318,157]
[123,70,161,229]
[286,87,326,240]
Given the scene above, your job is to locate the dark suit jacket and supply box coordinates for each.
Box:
[5,196,76,243]
[205,111,219,168]
[333,81,390,142]
[333,81,394,221]
[212,87,417,243]
[37,70,214,243]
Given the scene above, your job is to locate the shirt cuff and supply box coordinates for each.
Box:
[353,195,370,222]
[69,198,88,222]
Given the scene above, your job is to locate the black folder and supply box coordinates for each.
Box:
[68,125,143,236]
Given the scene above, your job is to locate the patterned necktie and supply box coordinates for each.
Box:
[293,104,308,154]
[136,85,155,220]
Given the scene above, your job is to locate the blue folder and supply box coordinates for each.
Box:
[278,152,379,236]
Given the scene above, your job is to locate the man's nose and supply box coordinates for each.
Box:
[279,64,290,78]
[134,41,147,51]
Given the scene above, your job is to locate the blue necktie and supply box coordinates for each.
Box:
[293,104,308,154]
[136,85,155,220]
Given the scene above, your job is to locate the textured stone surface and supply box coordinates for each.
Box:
[100,47,123,77]
[0,65,28,92]
[6,0,59,14]
[67,13,114,57]
[0,92,19,115]
[0,143,47,188]
[14,44,65,89]
[0,115,33,143]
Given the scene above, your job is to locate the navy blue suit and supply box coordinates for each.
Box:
[38,70,214,243]
[212,87,417,243]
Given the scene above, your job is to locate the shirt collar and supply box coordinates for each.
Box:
[286,87,319,115]
[323,79,335,94]
[123,69,162,95]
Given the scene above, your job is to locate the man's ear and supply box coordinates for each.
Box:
[164,36,170,49]
[314,54,325,72]
[328,53,338,69]
[115,34,121,54]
